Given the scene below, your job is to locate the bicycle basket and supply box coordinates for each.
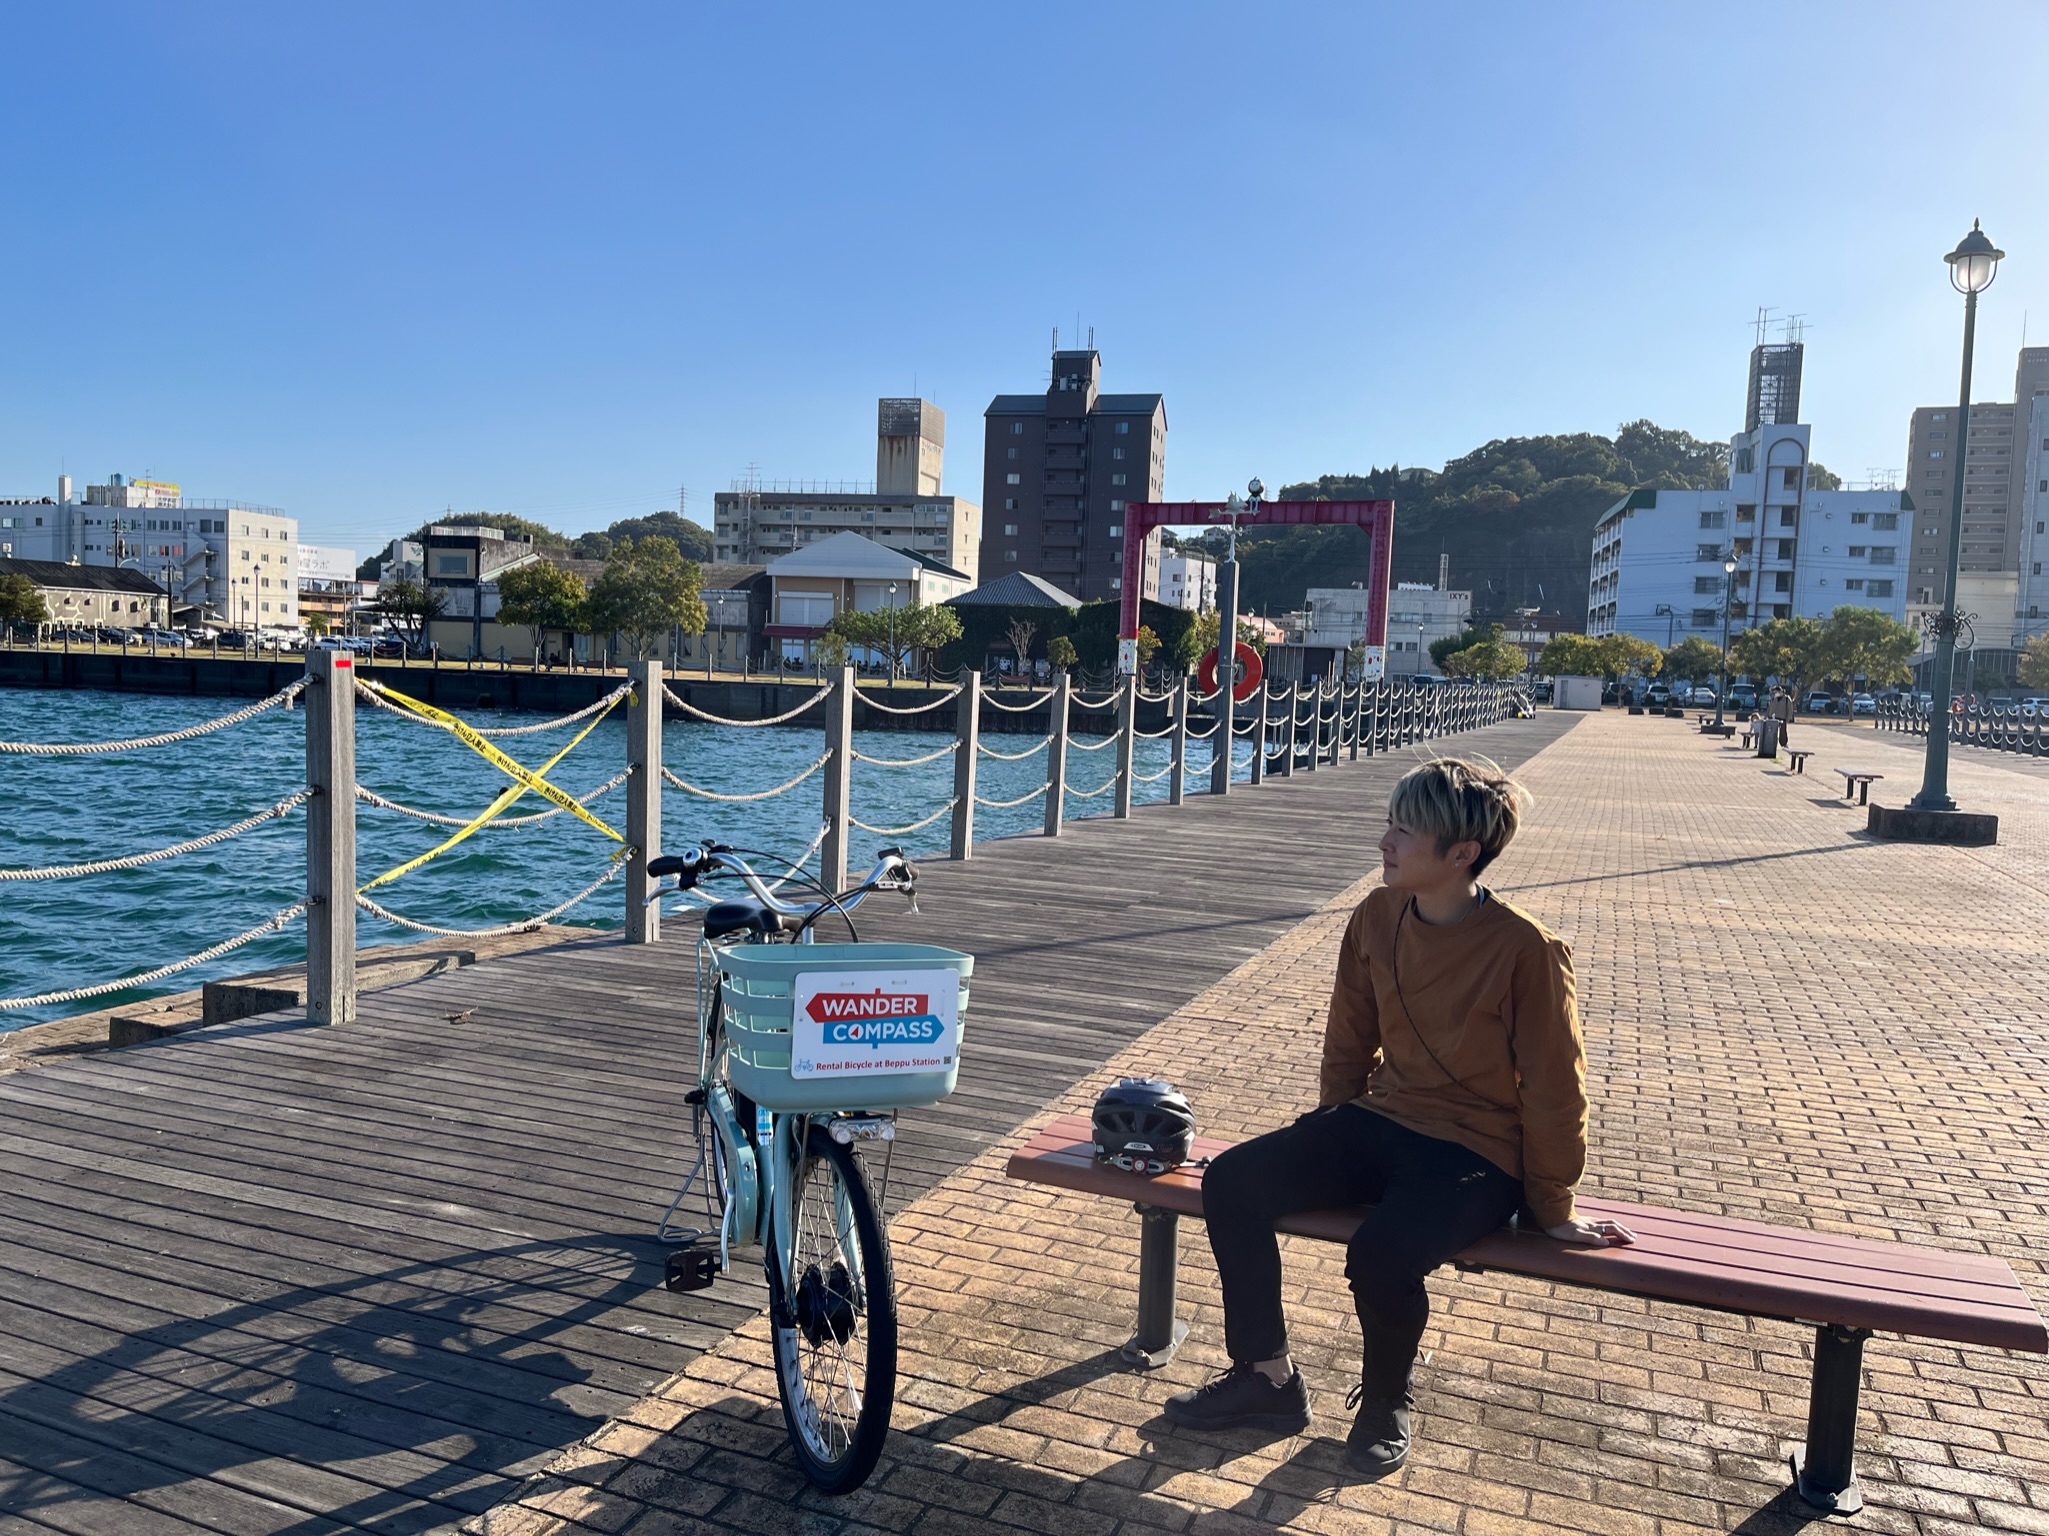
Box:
[715,942,974,1112]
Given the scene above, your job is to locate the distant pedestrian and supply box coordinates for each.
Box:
[1165,758,1633,1478]
[1770,686,1796,743]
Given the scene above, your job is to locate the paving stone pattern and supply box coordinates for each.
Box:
[470,712,2046,1536]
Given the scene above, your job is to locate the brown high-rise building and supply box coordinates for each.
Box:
[1903,347,2048,603]
[981,345,1165,603]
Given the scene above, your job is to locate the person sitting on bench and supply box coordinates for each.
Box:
[1164,757,1635,1477]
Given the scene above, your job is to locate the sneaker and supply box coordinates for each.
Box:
[1163,1363,1312,1434]
[1343,1383,1411,1478]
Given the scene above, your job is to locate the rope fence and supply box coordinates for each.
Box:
[0,791,311,882]
[0,903,307,1012]
[356,861,623,938]
[356,771,629,828]
[0,680,308,756]
[975,783,1051,809]
[977,735,1052,761]
[852,742,959,767]
[356,680,633,737]
[661,682,833,728]
[852,686,962,715]
[982,689,1055,713]
[661,752,831,803]
[849,800,959,837]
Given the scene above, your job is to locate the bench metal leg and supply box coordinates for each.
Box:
[1121,1203,1188,1369]
[1791,1323,1870,1515]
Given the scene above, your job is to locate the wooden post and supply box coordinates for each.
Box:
[950,671,980,860]
[1113,674,1137,819]
[1281,682,1298,777]
[1210,560,1238,797]
[1302,680,1320,774]
[305,650,357,1026]
[821,664,855,894]
[1168,676,1189,808]
[1043,671,1070,836]
[625,659,662,944]
[1248,676,1268,786]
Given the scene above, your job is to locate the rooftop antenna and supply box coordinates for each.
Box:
[1783,313,1808,344]
[1753,306,1777,347]
[1087,324,1095,350]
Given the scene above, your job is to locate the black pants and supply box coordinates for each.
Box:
[1202,1104,1522,1399]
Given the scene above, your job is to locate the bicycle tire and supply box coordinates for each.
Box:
[766,1122,897,1494]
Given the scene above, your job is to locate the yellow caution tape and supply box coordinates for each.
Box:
[358,686,629,894]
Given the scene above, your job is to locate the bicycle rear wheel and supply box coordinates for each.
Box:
[767,1122,897,1494]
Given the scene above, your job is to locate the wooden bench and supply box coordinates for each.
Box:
[1836,768,1883,805]
[1785,748,1813,774]
[1008,1113,2046,1516]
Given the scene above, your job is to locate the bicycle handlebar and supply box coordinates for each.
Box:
[650,843,914,920]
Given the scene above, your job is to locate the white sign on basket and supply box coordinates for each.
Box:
[791,969,962,1079]
[1361,644,1385,681]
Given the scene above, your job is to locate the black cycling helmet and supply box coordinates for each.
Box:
[1091,1077,1196,1176]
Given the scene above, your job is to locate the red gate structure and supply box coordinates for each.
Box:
[1119,500,1396,644]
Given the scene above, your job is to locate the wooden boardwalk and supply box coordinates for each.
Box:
[0,714,1575,1535]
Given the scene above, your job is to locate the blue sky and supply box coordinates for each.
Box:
[3,2,2043,557]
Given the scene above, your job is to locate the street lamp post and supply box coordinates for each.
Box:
[1910,221,2003,813]
[1714,555,1738,727]
[886,582,899,684]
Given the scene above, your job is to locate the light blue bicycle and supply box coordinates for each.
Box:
[650,842,972,1494]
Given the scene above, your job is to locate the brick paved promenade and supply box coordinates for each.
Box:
[472,714,2046,1536]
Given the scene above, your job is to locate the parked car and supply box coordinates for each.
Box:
[219,629,252,647]
[1691,684,1717,706]
[1851,693,1877,716]
[1671,682,1696,704]
[2017,697,2048,718]
[1805,691,1835,714]
[1530,679,1554,703]
[1645,682,1672,707]
[1728,683,1758,710]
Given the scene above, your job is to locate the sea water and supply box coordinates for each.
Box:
[0,687,1235,1029]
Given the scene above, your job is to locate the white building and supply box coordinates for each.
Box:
[1589,345,1910,649]
[762,530,973,666]
[1300,583,1471,676]
[1157,550,1215,611]
[0,473,300,630]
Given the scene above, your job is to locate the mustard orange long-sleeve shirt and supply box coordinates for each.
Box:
[1318,885,1588,1228]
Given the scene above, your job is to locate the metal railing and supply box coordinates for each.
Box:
[1874,697,2047,756]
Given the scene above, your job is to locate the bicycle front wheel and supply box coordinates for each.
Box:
[768,1122,897,1494]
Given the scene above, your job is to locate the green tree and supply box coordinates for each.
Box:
[1661,636,1726,684]
[1537,634,1608,677]
[378,579,446,648]
[1442,638,1528,679]
[305,612,331,637]
[576,511,712,564]
[1134,625,1162,666]
[2019,633,2049,690]
[0,574,51,627]
[1805,462,1843,491]
[1430,622,1502,668]
[411,512,569,550]
[1188,610,1269,659]
[1818,606,1919,692]
[1597,633,1663,682]
[1047,634,1079,671]
[1727,615,1825,694]
[827,598,962,674]
[496,560,590,660]
[584,537,705,658]
[815,630,852,669]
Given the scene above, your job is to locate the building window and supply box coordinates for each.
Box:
[1004,499,1018,511]
[1777,540,1796,559]
[1699,511,1725,529]
[1873,512,1898,530]
[1870,547,1896,564]
[1693,576,1721,594]
[1848,545,1868,557]
[1692,608,1718,627]
[1005,550,1017,562]
[1109,577,1122,590]
[1115,422,1130,435]
[1695,544,1722,561]
[1007,447,1018,460]
[1011,422,1025,435]
[1109,499,1124,512]
[1844,579,1865,592]
[1109,524,1122,538]
[1774,572,1792,592]
[1850,512,1869,524]
[1112,447,1125,460]
[1782,468,1800,488]
[1110,474,1127,486]
[1003,523,1018,536]
[1868,581,1893,597]
[1005,473,1021,485]
[1928,450,1944,459]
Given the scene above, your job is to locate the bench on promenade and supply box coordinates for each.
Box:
[1697,714,1736,737]
[1785,748,1813,775]
[1836,768,1883,805]
[1007,1113,2047,1517]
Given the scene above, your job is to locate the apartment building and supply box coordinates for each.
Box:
[981,344,1166,604]
[2016,392,2049,645]
[0,473,299,629]
[712,399,980,575]
[1901,347,2047,647]
[1589,343,1911,646]
[1157,549,1215,612]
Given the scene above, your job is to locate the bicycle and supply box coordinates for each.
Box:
[647,841,973,1495]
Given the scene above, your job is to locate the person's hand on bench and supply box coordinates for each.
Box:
[1546,1214,1637,1247]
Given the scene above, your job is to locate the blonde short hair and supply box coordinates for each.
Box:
[1388,757,1531,876]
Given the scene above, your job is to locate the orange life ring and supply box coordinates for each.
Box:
[1198,641,1263,703]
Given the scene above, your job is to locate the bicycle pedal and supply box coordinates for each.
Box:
[664,1245,718,1293]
